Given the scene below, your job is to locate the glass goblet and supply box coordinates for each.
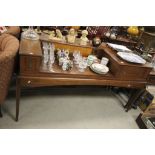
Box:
[48,57,55,72]
[78,58,88,72]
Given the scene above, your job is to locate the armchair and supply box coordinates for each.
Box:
[0,26,20,38]
[0,34,19,117]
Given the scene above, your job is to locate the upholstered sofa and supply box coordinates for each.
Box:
[0,34,19,117]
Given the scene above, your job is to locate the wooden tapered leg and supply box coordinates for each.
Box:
[16,78,21,121]
[124,89,145,112]
[124,89,136,111]
[0,105,3,117]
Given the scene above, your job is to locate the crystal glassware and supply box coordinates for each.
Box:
[47,43,55,72]
[22,26,39,40]
[73,51,80,58]
[42,42,49,70]
[78,57,88,72]
[48,57,55,72]
[42,53,48,71]
[73,51,82,65]
[151,55,155,71]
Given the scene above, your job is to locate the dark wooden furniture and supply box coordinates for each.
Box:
[136,114,147,129]
[0,105,2,117]
[139,31,155,49]
[136,101,155,129]
[16,39,152,121]
[103,35,137,48]
[148,70,155,85]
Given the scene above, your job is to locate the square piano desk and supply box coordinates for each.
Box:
[16,39,152,121]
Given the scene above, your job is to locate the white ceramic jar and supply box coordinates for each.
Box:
[101,57,109,66]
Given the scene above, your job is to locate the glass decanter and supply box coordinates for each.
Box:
[22,26,39,40]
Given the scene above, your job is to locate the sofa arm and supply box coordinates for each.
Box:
[4,26,20,37]
[0,34,19,64]
[0,50,17,64]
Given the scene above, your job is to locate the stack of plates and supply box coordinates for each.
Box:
[90,63,109,74]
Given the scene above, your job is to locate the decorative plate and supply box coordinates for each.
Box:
[90,63,109,74]
[107,43,132,52]
[117,52,146,64]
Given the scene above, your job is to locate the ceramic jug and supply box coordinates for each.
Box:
[127,26,139,35]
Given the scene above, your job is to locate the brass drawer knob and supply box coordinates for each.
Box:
[128,84,131,87]
[27,80,31,84]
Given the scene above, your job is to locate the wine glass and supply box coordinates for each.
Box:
[78,57,88,72]
[73,51,82,65]
[48,57,55,72]
[42,42,49,70]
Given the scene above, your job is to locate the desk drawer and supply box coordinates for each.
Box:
[20,76,146,89]
[20,78,45,87]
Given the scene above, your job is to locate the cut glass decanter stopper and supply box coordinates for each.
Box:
[22,26,39,40]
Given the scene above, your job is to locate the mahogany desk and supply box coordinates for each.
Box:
[16,39,152,121]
